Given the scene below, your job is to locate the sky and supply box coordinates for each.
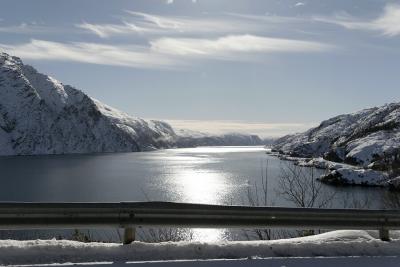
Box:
[1,0,400,137]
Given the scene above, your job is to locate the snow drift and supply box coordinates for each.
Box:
[0,230,399,265]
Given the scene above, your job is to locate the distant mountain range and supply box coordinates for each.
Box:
[175,129,262,147]
[0,52,263,156]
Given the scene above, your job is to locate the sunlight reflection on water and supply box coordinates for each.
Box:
[172,170,229,204]
[168,146,267,154]
[191,228,228,242]
[152,147,267,241]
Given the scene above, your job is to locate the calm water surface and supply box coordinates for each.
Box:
[0,146,389,241]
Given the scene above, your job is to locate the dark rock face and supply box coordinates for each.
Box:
[318,171,346,186]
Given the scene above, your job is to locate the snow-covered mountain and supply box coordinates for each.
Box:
[272,103,400,186]
[0,52,262,156]
[0,52,179,155]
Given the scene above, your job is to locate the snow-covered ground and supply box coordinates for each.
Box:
[1,230,400,265]
[8,257,400,267]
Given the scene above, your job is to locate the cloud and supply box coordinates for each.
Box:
[0,39,179,69]
[294,2,306,7]
[165,0,197,4]
[314,4,400,37]
[224,12,306,24]
[165,119,316,137]
[150,35,332,58]
[368,4,400,36]
[0,35,331,69]
[77,11,270,38]
[125,11,185,30]
[0,22,53,34]
[78,22,148,38]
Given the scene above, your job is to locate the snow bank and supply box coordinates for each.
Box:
[319,168,388,186]
[296,157,350,170]
[1,230,400,265]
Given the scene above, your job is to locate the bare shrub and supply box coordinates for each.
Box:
[340,192,371,209]
[276,161,335,209]
[244,160,338,240]
[382,191,400,209]
[242,159,273,240]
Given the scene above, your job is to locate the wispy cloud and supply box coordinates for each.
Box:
[0,22,54,34]
[0,35,330,69]
[165,0,197,4]
[224,12,306,24]
[294,2,306,7]
[151,35,331,58]
[314,4,400,37]
[165,119,316,137]
[77,11,269,38]
[0,39,179,69]
[78,22,148,38]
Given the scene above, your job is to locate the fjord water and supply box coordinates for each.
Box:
[0,146,388,241]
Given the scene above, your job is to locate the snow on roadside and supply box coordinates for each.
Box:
[1,230,400,265]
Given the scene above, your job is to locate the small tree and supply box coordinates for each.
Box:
[243,159,272,240]
[244,160,336,240]
[276,162,335,209]
[275,162,336,236]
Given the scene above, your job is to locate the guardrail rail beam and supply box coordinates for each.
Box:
[0,202,398,243]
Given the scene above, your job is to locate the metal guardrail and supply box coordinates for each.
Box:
[0,202,398,244]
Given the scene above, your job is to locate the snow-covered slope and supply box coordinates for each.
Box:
[272,103,400,186]
[0,52,177,155]
[273,103,400,167]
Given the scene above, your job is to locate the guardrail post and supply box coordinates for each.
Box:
[123,226,135,244]
[379,228,390,241]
